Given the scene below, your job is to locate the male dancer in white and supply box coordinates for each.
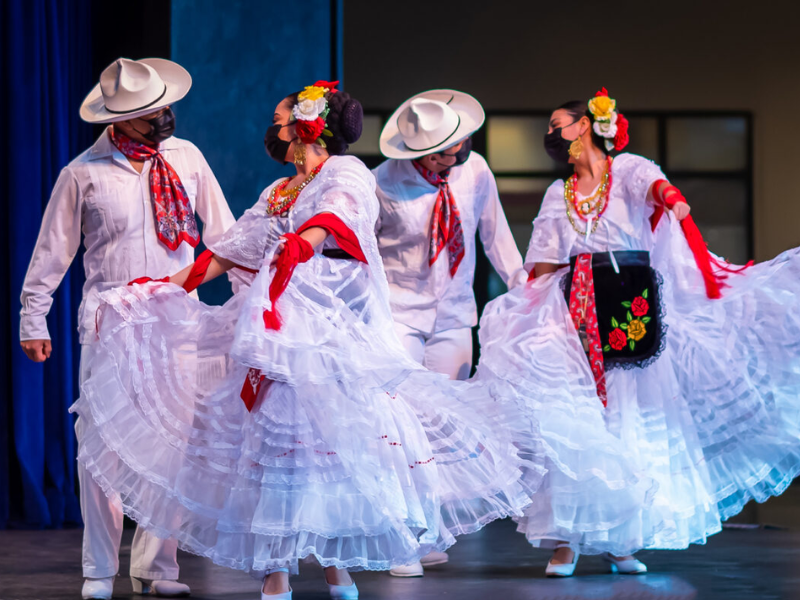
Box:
[19,58,236,600]
[373,90,526,576]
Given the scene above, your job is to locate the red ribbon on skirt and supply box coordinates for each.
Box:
[240,213,368,412]
[567,254,608,407]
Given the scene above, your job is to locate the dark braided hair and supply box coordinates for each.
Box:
[558,100,610,156]
[287,89,363,155]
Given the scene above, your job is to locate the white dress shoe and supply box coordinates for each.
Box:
[545,545,580,578]
[328,581,358,599]
[419,551,449,566]
[389,560,424,577]
[603,553,647,574]
[262,568,292,600]
[131,577,191,596]
[82,577,114,600]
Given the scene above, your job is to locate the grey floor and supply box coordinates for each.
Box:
[1,518,799,600]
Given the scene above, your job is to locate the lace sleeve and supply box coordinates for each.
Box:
[309,157,379,242]
[524,180,574,268]
[208,188,275,270]
[617,153,667,206]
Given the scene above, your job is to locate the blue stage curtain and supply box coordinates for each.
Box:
[0,0,92,529]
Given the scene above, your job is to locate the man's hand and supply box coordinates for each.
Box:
[21,339,52,362]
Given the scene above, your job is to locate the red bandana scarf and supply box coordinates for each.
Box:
[110,128,200,251]
[568,254,608,407]
[412,160,465,277]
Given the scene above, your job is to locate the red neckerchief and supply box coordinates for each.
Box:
[412,160,465,277]
[568,254,608,407]
[110,128,200,251]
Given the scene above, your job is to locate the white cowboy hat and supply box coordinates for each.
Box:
[79,58,192,124]
[379,89,485,160]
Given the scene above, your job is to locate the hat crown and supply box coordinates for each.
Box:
[396,98,460,152]
[99,58,166,114]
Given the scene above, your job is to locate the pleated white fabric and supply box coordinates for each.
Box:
[72,156,538,576]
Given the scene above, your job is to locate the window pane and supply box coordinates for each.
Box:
[625,116,658,160]
[349,114,383,156]
[670,177,750,263]
[488,116,556,172]
[666,117,747,171]
[496,176,554,253]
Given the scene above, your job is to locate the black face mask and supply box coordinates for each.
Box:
[543,120,579,163]
[140,107,176,144]
[264,124,293,165]
[453,137,472,166]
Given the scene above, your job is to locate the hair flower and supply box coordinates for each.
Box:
[586,87,629,151]
[293,97,327,121]
[291,79,339,146]
[298,85,327,102]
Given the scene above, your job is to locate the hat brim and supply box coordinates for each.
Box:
[379,89,485,160]
[79,58,192,124]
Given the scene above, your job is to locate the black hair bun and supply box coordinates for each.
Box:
[324,91,364,155]
[340,98,363,144]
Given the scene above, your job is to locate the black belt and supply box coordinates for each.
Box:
[322,248,357,260]
[569,250,650,269]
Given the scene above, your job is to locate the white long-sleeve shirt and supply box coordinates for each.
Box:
[373,152,525,334]
[19,128,236,344]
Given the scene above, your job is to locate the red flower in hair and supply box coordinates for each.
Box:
[595,87,609,97]
[314,80,339,93]
[614,112,630,151]
[296,117,326,144]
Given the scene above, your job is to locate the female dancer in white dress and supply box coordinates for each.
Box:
[476,88,800,576]
[72,82,545,600]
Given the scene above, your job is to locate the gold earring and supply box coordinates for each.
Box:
[294,143,306,166]
[569,135,583,160]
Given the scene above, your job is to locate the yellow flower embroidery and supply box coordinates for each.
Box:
[298,85,326,101]
[627,319,647,342]
[588,95,616,121]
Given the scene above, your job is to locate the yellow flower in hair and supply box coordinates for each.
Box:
[298,85,326,102]
[588,95,617,121]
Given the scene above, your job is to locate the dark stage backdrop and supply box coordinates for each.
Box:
[1,0,343,528]
[1,0,93,529]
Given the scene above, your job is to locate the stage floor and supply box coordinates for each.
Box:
[0,519,797,600]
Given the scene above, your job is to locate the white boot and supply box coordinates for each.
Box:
[131,577,191,597]
[82,577,114,600]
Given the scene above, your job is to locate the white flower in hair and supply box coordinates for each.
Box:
[593,112,618,139]
[293,97,327,121]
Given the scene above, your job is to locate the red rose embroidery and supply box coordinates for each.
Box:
[609,328,627,351]
[614,113,630,151]
[631,295,649,317]
[296,117,326,144]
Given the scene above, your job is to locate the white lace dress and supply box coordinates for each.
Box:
[71,156,541,576]
[477,153,800,553]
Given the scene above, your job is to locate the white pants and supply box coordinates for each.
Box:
[76,346,179,580]
[394,322,473,380]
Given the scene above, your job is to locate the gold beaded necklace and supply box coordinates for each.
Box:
[266,160,327,216]
[564,156,613,237]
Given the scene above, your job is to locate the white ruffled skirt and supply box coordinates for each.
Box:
[477,237,800,553]
[72,255,536,575]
